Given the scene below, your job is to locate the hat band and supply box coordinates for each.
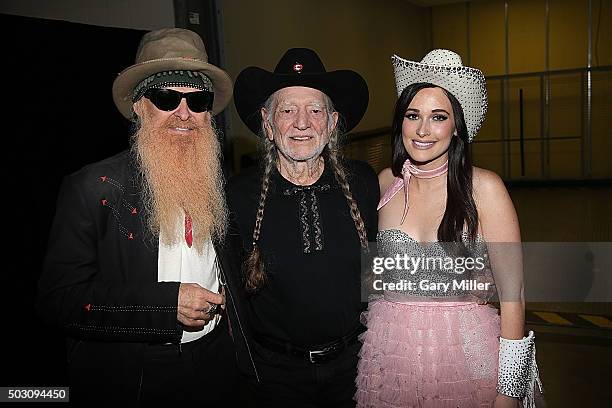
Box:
[132,70,213,102]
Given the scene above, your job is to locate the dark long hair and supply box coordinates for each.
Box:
[391,82,478,243]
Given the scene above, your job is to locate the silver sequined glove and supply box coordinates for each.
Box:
[497,330,544,408]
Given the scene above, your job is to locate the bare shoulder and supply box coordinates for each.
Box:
[472,167,520,241]
[473,166,508,204]
[378,167,396,195]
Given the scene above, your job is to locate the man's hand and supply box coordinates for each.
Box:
[177,283,224,328]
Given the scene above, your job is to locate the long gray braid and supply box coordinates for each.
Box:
[245,93,368,292]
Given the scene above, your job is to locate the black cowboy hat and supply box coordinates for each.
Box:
[233,48,369,136]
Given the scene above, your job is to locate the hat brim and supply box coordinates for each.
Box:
[233,66,369,136]
[392,55,487,141]
[112,57,233,119]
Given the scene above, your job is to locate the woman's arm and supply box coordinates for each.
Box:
[474,167,524,339]
[475,168,537,408]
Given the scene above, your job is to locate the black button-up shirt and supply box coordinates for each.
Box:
[228,159,379,347]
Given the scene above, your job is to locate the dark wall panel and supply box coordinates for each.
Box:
[0,13,145,386]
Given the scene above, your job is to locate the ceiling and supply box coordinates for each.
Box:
[407,0,472,7]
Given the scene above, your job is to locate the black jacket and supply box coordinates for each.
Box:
[38,150,258,397]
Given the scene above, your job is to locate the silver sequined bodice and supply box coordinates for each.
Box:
[377,229,496,301]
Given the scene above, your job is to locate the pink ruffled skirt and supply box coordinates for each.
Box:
[355,298,501,408]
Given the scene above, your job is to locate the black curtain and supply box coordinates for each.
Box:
[0,13,145,386]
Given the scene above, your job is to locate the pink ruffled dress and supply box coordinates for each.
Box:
[355,230,501,408]
[356,162,501,407]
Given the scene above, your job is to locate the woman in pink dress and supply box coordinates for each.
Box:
[355,50,543,408]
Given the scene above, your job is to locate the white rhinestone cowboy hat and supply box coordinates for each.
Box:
[392,49,487,142]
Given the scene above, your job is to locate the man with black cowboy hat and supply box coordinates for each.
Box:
[38,28,257,403]
[229,48,379,407]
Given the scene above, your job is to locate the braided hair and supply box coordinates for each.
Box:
[245,93,368,292]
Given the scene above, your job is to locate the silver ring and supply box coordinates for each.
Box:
[207,303,218,316]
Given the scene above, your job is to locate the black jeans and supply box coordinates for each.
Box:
[138,318,240,404]
[68,318,240,404]
[245,339,361,408]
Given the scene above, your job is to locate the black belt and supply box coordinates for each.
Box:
[254,326,363,364]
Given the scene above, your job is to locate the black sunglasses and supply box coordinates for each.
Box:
[143,88,214,113]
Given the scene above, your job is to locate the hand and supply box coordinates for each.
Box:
[493,394,520,408]
[177,283,225,328]
[219,285,226,310]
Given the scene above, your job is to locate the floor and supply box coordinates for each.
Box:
[509,186,611,407]
[528,323,612,407]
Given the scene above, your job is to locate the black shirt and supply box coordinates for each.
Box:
[228,159,379,347]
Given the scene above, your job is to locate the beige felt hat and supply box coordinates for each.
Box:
[112,28,232,119]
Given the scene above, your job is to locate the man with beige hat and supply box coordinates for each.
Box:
[38,28,257,403]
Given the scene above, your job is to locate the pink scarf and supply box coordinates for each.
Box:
[377,159,449,224]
